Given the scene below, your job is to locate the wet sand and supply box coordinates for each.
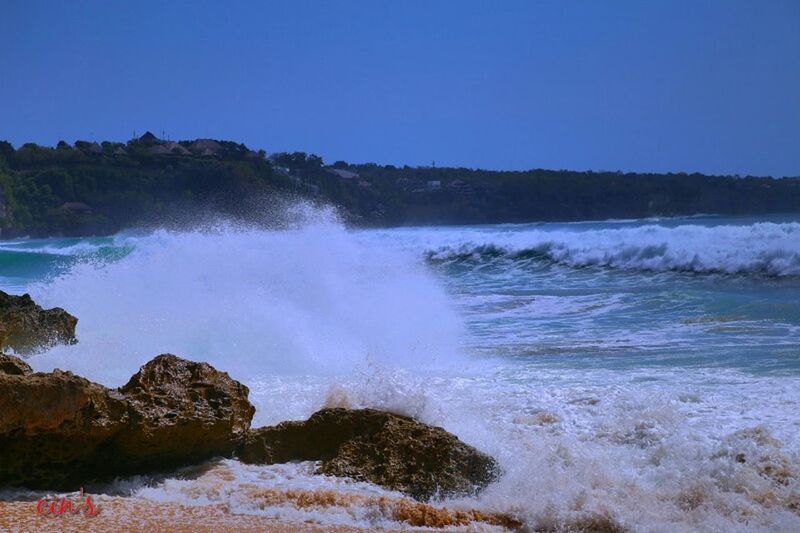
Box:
[0,499,359,533]
[0,490,519,532]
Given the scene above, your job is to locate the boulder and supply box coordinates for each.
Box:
[0,291,77,354]
[0,354,500,500]
[0,354,255,490]
[0,361,129,488]
[238,408,498,501]
[112,354,255,470]
[0,353,32,375]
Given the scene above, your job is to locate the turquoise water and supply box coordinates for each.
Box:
[2,215,798,375]
[2,213,800,530]
[371,215,800,374]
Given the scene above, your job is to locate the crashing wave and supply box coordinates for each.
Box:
[423,222,800,276]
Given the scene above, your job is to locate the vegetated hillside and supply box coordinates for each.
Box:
[0,133,798,237]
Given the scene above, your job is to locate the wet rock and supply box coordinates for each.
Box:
[113,354,255,470]
[238,408,498,501]
[0,353,255,490]
[0,367,129,488]
[0,291,77,354]
[0,353,32,375]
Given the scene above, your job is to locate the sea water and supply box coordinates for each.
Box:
[1,209,799,531]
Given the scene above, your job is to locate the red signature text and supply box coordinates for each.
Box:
[36,487,100,517]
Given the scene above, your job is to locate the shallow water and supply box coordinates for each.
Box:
[2,210,799,531]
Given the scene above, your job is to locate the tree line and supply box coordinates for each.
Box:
[0,134,797,237]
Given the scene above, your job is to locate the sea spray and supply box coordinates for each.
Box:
[5,213,800,530]
[26,210,466,385]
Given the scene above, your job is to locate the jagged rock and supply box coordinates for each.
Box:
[0,366,129,488]
[237,408,498,501]
[0,354,255,490]
[113,354,255,470]
[0,291,77,354]
[0,353,32,375]
[0,355,500,500]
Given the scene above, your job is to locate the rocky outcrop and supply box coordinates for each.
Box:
[0,354,499,501]
[238,408,498,501]
[0,354,254,489]
[0,353,32,375]
[113,354,255,471]
[0,363,129,488]
[0,291,77,354]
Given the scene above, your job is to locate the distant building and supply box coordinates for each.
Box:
[166,142,191,155]
[137,131,161,145]
[149,142,191,156]
[426,180,441,190]
[86,142,103,155]
[149,145,171,155]
[448,179,475,196]
[58,202,93,215]
[326,168,360,180]
[189,139,223,154]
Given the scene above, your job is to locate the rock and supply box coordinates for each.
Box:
[0,353,255,490]
[238,408,498,500]
[113,354,255,471]
[0,367,129,488]
[0,353,32,375]
[0,356,499,500]
[0,291,78,354]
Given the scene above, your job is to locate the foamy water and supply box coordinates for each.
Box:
[2,211,800,531]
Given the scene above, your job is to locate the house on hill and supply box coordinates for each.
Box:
[137,131,163,145]
[150,142,191,156]
[326,168,360,180]
[74,141,103,154]
[448,179,476,196]
[189,139,222,155]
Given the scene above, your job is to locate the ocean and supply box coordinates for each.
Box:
[1,209,799,531]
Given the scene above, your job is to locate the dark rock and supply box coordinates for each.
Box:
[0,353,32,375]
[0,291,77,354]
[238,408,498,501]
[113,354,255,470]
[0,367,129,488]
[0,353,255,490]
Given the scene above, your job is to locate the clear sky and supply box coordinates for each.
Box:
[1,1,798,176]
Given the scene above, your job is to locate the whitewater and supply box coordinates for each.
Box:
[2,210,800,531]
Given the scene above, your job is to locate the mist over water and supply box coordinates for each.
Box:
[2,209,800,530]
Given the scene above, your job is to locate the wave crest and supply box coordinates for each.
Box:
[423,222,800,276]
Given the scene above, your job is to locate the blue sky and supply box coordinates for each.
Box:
[1,0,798,176]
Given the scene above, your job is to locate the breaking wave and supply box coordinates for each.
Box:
[25,209,466,385]
[4,211,799,530]
[421,222,800,276]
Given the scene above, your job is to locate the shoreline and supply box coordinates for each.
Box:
[0,490,519,532]
[0,499,366,533]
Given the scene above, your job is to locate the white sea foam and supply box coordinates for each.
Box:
[398,221,800,276]
[16,211,800,530]
[73,366,800,531]
[27,212,465,385]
